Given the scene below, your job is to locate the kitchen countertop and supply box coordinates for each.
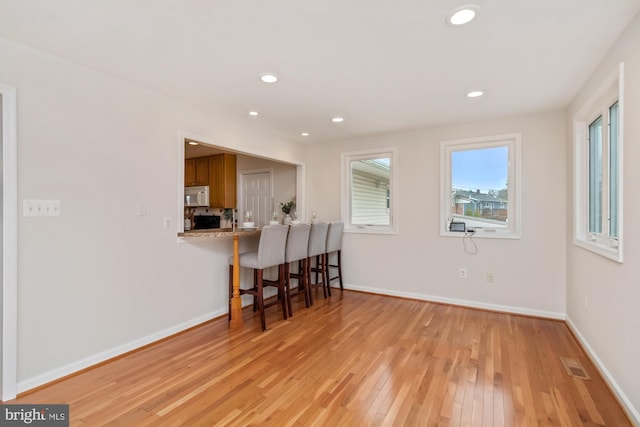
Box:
[178,227,261,238]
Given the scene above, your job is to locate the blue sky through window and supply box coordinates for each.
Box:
[452,146,508,192]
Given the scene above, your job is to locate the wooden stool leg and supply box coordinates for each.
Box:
[302,259,310,308]
[285,263,293,317]
[306,258,314,306]
[253,269,258,312]
[280,264,290,319]
[256,270,266,331]
[321,254,328,298]
[324,254,331,297]
[228,264,233,321]
[337,250,344,290]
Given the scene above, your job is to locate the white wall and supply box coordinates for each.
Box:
[0,37,305,392]
[566,14,640,422]
[306,110,567,318]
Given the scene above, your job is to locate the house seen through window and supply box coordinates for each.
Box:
[441,133,521,238]
[342,148,397,234]
[451,146,508,227]
[350,157,390,225]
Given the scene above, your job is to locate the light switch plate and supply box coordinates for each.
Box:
[24,200,61,217]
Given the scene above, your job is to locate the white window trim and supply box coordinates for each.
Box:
[440,133,522,239]
[573,63,624,263]
[341,147,398,235]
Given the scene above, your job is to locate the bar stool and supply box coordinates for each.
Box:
[306,222,328,305]
[325,221,344,291]
[228,224,289,331]
[282,223,312,316]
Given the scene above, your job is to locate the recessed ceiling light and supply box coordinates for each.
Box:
[249,111,259,116]
[467,90,485,98]
[259,73,278,83]
[301,132,310,137]
[448,6,479,26]
[331,117,344,123]
[188,141,199,146]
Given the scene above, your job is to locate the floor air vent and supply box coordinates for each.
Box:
[561,357,591,380]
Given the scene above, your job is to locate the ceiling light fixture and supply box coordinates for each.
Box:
[301,132,310,137]
[448,6,479,26]
[466,90,485,98]
[249,111,259,116]
[188,141,199,146]
[331,117,344,123]
[259,73,278,83]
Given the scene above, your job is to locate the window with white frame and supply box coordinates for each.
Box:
[341,148,397,234]
[574,63,623,262]
[440,133,522,239]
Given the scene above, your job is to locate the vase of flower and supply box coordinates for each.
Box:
[221,208,233,228]
[280,198,295,225]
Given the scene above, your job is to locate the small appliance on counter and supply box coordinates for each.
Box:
[184,185,210,207]
[193,215,221,230]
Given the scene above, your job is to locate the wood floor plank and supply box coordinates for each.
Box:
[8,290,631,426]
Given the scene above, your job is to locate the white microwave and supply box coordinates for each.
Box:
[184,186,210,207]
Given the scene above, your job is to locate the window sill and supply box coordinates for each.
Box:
[345,225,397,235]
[440,230,520,240]
[574,238,622,263]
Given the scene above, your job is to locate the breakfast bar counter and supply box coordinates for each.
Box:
[179,227,261,328]
[178,227,260,238]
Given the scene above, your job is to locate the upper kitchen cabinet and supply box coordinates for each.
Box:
[209,153,236,208]
[185,157,209,186]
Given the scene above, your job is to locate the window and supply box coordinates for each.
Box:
[440,133,522,238]
[341,148,397,234]
[574,63,623,262]
[588,104,619,238]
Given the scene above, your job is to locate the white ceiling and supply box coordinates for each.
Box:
[1,0,639,144]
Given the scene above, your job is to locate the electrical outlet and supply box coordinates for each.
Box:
[486,272,494,283]
[459,268,468,279]
[136,202,147,216]
[163,217,172,229]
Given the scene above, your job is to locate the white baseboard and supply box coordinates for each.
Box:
[17,310,225,394]
[565,316,640,425]
[337,283,566,320]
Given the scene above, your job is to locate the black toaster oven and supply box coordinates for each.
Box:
[193,215,221,230]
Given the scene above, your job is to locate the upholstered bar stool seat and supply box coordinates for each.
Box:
[283,223,312,316]
[228,224,289,331]
[306,222,329,305]
[325,221,344,292]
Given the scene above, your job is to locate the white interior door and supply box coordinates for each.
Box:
[240,170,272,226]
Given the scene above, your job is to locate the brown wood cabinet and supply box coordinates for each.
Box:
[184,157,209,186]
[208,153,237,208]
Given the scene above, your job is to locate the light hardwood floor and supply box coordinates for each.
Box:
[11,290,630,426]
